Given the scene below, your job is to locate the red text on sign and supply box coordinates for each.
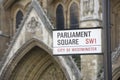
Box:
[57,48,65,52]
[86,38,96,44]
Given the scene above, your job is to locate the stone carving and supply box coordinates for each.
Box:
[83,0,94,16]
[40,65,66,80]
[26,17,42,34]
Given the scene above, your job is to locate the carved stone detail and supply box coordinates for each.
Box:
[26,17,42,34]
[83,0,94,16]
[40,65,66,80]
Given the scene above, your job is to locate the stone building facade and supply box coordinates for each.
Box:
[0,0,120,80]
[111,0,120,80]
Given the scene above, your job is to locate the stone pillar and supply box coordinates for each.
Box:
[80,0,103,80]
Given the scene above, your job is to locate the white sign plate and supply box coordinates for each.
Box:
[53,28,102,55]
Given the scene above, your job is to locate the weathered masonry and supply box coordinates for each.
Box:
[0,0,120,80]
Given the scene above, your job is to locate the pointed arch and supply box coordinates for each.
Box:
[70,2,79,29]
[16,10,23,29]
[1,38,81,80]
[1,39,66,80]
[56,4,65,30]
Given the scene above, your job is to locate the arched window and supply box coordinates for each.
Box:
[70,2,79,29]
[16,10,23,29]
[56,4,64,30]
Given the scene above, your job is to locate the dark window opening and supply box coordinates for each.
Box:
[16,10,23,29]
[70,3,79,29]
[56,4,64,30]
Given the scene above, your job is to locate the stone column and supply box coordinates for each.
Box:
[80,0,103,80]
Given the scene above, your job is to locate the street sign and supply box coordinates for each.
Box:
[53,28,102,55]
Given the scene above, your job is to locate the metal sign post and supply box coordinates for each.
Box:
[103,0,112,80]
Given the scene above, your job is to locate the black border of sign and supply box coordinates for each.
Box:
[52,27,103,56]
[52,27,103,31]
